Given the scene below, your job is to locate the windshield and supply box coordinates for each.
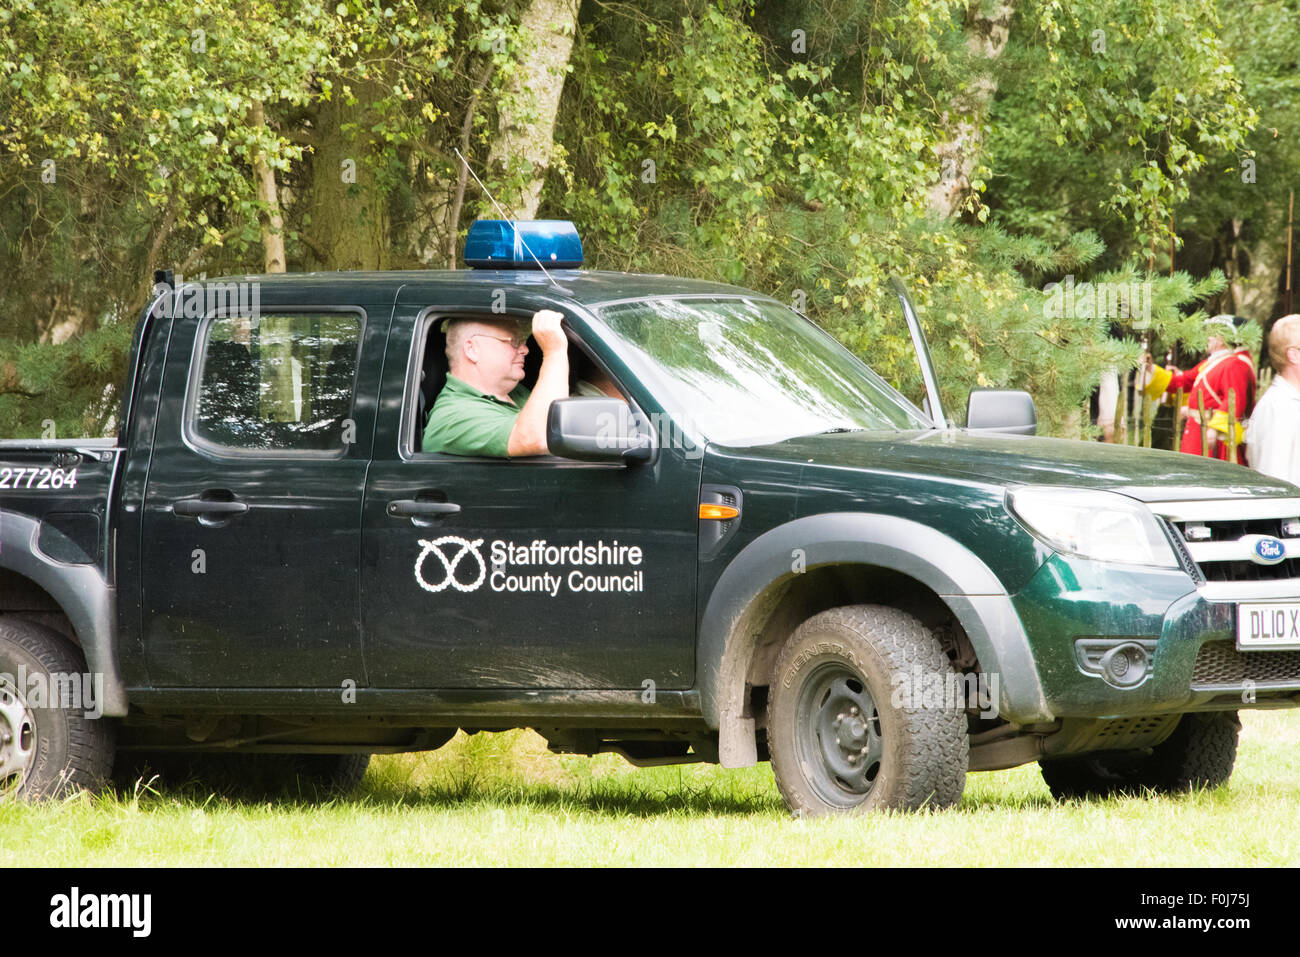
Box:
[596,297,932,446]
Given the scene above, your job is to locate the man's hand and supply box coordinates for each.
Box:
[531,309,567,356]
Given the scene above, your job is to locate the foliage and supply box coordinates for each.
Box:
[556,0,1254,432]
[0,0,1287,439]
[987,0,1255,264]
[1174,0,1300,310]
[0,0,338,435]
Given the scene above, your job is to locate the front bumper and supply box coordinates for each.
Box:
[1011,554,1300,718]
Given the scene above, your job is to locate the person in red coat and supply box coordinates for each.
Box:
[1143,315,1257,464]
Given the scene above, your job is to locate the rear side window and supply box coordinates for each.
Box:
[191,312,361,453]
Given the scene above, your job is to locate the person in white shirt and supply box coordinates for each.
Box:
[1246,314,1300,486]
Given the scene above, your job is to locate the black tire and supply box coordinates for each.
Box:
[0,617,115,799]
[1146,711,1239,791]
[768,605,969,816]
[1040,711,1240,800]
[276,753,371,796]
[1038,751,1151,800]
[115,751,371,799]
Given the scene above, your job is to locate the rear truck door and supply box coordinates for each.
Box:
[359,295,701,690]
[139,293,386,688]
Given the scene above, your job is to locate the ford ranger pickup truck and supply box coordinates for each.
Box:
[2,219,1298,816]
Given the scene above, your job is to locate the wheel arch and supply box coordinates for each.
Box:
[0,511,127,716]
[698,512,1052,767]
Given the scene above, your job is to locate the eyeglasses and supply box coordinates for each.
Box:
[472,333,529,350]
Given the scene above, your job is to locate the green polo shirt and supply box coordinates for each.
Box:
[423,374,531,457]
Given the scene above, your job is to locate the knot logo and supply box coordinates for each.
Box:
[415,536,486,593]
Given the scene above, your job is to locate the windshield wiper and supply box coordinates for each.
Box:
[816,427,865,435]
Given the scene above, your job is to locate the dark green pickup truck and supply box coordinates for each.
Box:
[2,219,1299,816]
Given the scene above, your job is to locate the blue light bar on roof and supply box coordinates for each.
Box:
[464,220,584,269]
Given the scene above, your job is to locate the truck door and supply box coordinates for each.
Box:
[359,299,701,690]
[139,300,383,688]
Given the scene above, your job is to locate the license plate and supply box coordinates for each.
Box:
[1237,602,1300,650]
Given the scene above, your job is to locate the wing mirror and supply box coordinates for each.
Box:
[547,397,654,463]
[966,389,1037,436]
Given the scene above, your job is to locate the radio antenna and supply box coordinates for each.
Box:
[453,148,557,286]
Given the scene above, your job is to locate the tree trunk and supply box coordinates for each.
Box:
[405,58,497,269]
[39,291,93,345]
[1230,230,1285,320]
[446,60,497,266]
[926,0,1016,220]
[250,100,287,274]
[302,85,388,271]
[1221,217,1242,311]
[487,0,581,219]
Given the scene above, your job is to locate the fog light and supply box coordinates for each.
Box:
[1100,643,1149,688]
[1075,637,1158,687]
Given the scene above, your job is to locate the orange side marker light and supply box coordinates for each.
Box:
[699,503,740,521]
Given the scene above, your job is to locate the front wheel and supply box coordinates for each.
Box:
[767,605,969,816]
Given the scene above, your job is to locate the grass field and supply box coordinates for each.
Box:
[3,710,1298,866]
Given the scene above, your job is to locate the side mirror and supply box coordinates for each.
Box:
[547,397,654,463]
[966,389,1037,436]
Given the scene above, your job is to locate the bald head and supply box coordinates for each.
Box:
[443,316,530,400]
[445,317,527,370]
[1269,314,1300,374]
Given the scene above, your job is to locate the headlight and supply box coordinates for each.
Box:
[1008,487,1179,568]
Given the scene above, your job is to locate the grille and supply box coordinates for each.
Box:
[1191,640,1300,685]
[1168,516,1300,583]
[1182,517,1295,543]
[717,490,737,536]
[1198,556,1300,583]
[699,484,742,560]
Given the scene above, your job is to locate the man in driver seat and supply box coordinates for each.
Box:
[423,309,569,457]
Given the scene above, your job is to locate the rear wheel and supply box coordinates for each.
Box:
[0,617,114,799]
[1040,711,1240,800]
[768,605,969,816]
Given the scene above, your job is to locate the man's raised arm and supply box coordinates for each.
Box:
[507,309,569,457]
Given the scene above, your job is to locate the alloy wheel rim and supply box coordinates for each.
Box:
[0,678,36,794]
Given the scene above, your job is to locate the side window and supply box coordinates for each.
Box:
[192,312,361,452]
[409,312,629,456]
[569,345,627,401]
